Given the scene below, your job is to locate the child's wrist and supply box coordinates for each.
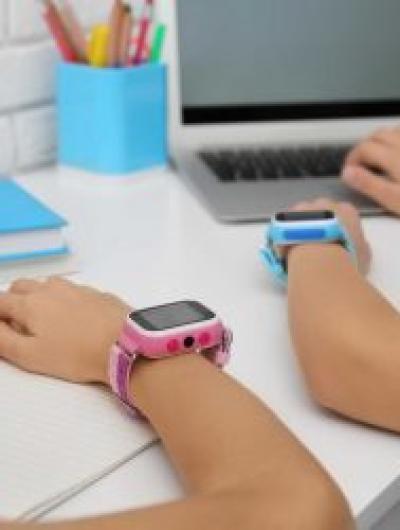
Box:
[288,243,350,271]
[129,354,208,418]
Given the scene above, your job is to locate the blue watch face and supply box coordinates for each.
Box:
[276,210,334,222]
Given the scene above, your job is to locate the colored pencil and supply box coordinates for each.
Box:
[107,0,125,67]
[118,6,134,67]
[57,0,88,63]
[132,0,154,65]
[41,0,164,68]
[88,24,110,68]
[42,0,78,62]
[150,23,166,63]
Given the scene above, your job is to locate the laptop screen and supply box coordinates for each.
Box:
[177,0,400,124]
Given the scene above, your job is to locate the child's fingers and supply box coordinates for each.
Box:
[292,202,311,211]
[342,165,400,215]
[0,321,33,371]
[9,279,43,295]
[370,128,400,149]
[0,294,27,324]
[344,140,398,179]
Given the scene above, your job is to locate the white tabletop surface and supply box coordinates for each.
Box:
[14,166,400,529]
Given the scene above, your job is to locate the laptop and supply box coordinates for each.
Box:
[167,0,400,223]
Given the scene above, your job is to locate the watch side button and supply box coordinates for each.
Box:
[199,332,211,347]
[167,339,179,353]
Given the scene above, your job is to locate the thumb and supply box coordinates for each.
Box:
[342,165,400,215]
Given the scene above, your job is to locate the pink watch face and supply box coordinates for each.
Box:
[131,301,215,332]
[121,301,226,359]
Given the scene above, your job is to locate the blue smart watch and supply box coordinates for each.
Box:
[260,210,357,285]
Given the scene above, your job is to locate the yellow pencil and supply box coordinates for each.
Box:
[88,24,110,68]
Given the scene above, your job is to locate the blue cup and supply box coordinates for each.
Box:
[57,62,168,175]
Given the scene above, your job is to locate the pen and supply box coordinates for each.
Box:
[107,0,125,67]
[132,0,154,65]
[88,24,110,68]
[57,0,88,63]
[150,23,166,63]
[42,0,78,62]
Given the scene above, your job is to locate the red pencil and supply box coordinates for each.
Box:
[57,0,88,62]
[132,0,154,65]
[42,1,78,62]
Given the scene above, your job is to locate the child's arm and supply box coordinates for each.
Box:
[0,279,353,530]
[287,199,400,432]
[32,354,352,530]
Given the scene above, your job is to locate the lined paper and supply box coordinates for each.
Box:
[0,362,156,519]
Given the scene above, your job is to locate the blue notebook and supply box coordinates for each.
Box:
[0,179,69,263]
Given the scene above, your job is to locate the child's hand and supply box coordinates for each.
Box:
[342,127,400,215]
[0,278,130,386]
[290,198,372,274]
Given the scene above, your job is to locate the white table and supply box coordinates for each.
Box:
[15,166,400,529]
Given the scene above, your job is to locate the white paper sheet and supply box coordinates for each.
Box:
[0,362,156,520]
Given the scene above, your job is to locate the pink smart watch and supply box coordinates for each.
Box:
[109,300,233,416]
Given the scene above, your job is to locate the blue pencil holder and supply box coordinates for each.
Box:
[57,62,168,175]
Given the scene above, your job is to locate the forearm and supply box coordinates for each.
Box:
[130,354,352,528]
[133,354,332,494]
[37,354,352,530]
[33,482,350,530]
[288,243,400,431]
[33,492,273,530]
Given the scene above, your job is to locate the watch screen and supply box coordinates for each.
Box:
[130,301,215,331]
[276,210,334,222]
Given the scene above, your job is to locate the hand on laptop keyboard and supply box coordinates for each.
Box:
[342,127,400,216]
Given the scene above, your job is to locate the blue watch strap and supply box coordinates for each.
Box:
[260,247,287,284]
[261,217,357,286]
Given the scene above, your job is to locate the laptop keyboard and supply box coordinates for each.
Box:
[198,145,353,182]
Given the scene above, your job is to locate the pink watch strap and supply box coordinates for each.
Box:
[109,327,233,417]
[109,343,131,404]
[108,343,141,415]
[215,328,233,367]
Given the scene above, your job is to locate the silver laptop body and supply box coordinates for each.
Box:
[167,0,400,223]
